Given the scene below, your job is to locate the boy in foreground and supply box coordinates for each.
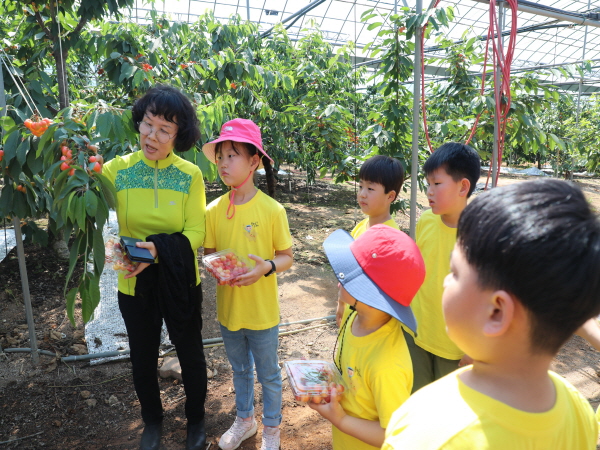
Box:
[384,179,600,449]
[336,155,405,326]
[405,142,480,391]
[310,225,426,450]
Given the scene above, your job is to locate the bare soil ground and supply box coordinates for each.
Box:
[1,169,600,449]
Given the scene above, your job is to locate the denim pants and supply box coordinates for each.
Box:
[219,324,282,427]
[119,284,207,425]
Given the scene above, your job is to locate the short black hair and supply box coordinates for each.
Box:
[358,155,404,200]
[131,85,201,152]
[423,142,481,197]
[457,179,600,354]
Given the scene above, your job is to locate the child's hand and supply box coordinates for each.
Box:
[231,254,271,287]
[307,387,346,427]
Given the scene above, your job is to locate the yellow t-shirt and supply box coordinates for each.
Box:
[332,308,413,450]
[408,209,463,359]
[350,217,400,238]
[104,151,206,296]
[204,189,292,331]
[383,367,597,450]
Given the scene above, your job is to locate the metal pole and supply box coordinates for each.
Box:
[260,0,327,38]
[0,64,38,364]
[573,0,590,181]
[12,217,39,364]
[492,2,504,188]
[246,0,250,22]
[410,0,423,240]
[471,0,600,28]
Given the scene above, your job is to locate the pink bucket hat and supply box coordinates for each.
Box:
[201,118,273,168]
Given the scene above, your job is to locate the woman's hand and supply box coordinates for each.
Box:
[124,241,157,279]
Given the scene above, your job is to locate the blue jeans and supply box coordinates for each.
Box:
[219,324,282,427]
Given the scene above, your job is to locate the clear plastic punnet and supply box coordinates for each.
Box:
[283,360,346,404]
[202,249,255,285]
[105,236,139,274]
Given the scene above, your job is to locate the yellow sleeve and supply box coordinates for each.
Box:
[272,206,292,251]
[203,197,221,249]
[370,358,412,428]
[182,170,206,250]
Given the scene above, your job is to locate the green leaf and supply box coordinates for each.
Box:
[97,113,113,137]
[549,133,565,151]
[65,287,78,326]
[3,129,20,165]
[85,189,98,216]
[16,136,30,166]
[92,227,105,275]
[0,184,14,217]
[323,104,337,117]
[76,195,87,230]
[95,172,118,209]
[81,272,101,324]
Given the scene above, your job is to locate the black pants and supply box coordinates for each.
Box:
[118,284,207,425]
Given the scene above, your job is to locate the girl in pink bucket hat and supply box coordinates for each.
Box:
[202,119,293,450]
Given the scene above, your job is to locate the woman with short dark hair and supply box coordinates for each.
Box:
[104,85,207,450]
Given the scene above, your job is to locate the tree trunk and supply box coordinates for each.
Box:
[262,157,276,198]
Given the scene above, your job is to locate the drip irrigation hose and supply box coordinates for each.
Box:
[2,315,336,363]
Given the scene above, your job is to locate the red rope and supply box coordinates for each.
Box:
[420,0,518,189]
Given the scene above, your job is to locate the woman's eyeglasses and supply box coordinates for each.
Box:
[139,121,176,144]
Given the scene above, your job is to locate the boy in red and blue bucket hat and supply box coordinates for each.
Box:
[309,224,425,450]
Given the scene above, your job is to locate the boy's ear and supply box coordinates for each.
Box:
[459,178,471,197]
[386,190,397,203]
[482,290,514,337]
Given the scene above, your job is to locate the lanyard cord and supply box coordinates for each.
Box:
[333,308,357,375]
[226,170,254,220]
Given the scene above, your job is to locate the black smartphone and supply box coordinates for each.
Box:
[120,236,156,264]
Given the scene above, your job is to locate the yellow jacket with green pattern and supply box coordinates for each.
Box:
[104,150,206,296]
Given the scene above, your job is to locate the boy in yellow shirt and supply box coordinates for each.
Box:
[383,179,600,449]
[311,225,425,450]
[336,155,405,325]
[405,142,480,391]
[351,155,404,237]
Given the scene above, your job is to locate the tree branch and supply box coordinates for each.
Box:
[33,11,52,39]
[71,15,89,36]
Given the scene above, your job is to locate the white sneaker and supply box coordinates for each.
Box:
[218,416,257,450]
[261,427,280,450]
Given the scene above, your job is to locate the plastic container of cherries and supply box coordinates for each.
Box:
[105,236,139,274]
[202,249,254,285]
[284,360,346,404]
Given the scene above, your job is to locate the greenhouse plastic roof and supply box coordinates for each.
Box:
[130,0,600,94]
